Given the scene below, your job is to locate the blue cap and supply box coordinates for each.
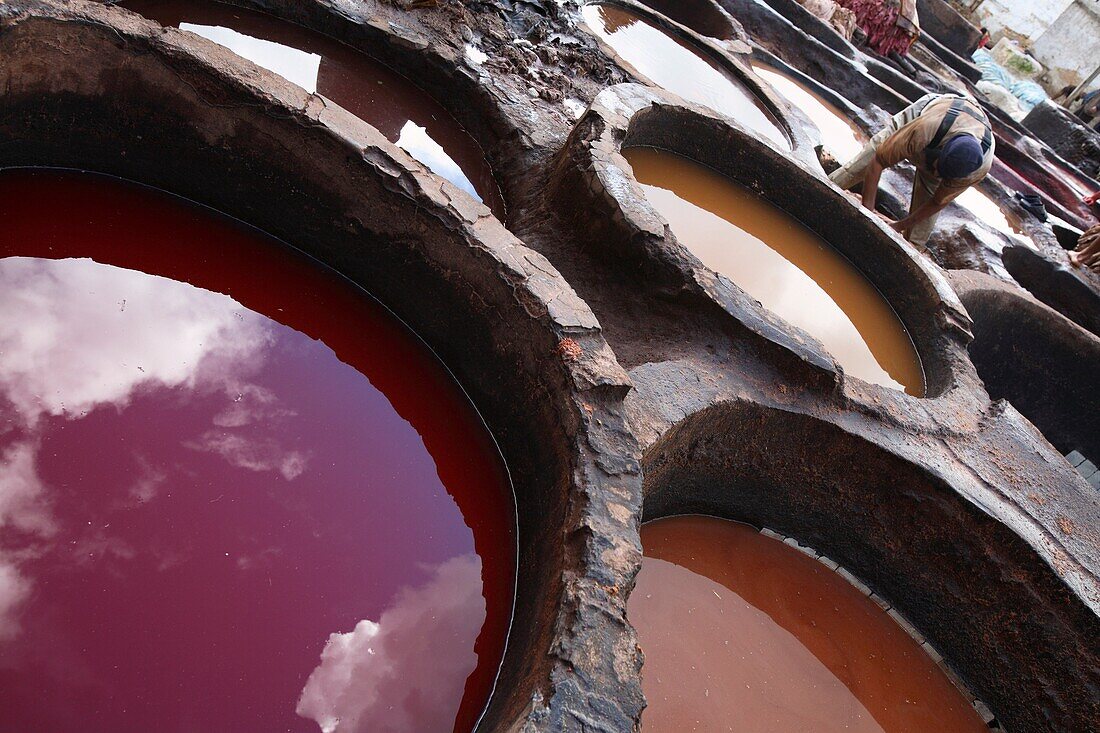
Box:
[937,135,984,179]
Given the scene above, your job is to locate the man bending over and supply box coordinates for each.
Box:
[830,93,994,247]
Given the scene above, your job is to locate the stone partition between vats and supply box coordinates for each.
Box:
[0,3,648,730]
[915,0,983,56]
[1024,100,1100,180]
[1,1,1099,732]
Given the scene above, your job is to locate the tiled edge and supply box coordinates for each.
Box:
[761,526,1005,731]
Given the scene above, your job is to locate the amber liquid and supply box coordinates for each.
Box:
[581,4,789,149]
[625,146,925,395]
[632,516,990,732]
[0,170,515,733]
[751,62,866,161]
[123,0,505,220]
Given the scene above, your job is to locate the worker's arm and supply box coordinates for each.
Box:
[892,185,953,235]
[860,156,886,213]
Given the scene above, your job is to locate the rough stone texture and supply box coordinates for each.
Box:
[915,33,982,84]
[1,0,1098,731]
[916,0,982,57]
[635,0,746,41]
[581,0,818,168]
[0,2,646,730]
[1002,244,1100,338]
[553,82,1099,733]
[950,269,1100,468]
[726,0,1100,232]
[1024,100,1100,179]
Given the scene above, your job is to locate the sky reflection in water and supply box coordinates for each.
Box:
[0,170,513,733]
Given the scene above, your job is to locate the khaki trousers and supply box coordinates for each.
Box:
[829,94,941,246]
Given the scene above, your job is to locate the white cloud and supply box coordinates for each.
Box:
[0,257,271,428]
[180,23,322,93]
[0,440,54,538]
[0,558,31,642]
[296,554,486,733]
[186,431,309,480]
[0,258,280,644]
[213,383,294,428]
[396,121,482,202]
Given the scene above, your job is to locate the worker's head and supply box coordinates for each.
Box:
[936,135,984,179]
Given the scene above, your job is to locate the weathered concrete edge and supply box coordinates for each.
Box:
[0,2,648,730]
[567,82,977,406]
[576,0,821,170]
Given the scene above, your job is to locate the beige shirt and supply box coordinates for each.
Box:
[875,96,995,203]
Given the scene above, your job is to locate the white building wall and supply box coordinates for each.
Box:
[969,0,1072,41]
[1033,0,1100,91]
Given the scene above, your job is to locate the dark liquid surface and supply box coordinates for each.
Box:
[0,170,515,733]
[625,146,925,395]
[751,62,865,161]
[581,4,789,149]
[632,516,990,732]
[123,0,505,220]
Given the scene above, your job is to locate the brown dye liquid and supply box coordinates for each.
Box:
[0,169,515,733]
[751,62,866,161]
[123,0,505,220]
[625,146,925,395]
[632,516,990,732]
[581,4,789,149]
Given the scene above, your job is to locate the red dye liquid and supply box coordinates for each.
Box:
[122,0,506,221]
[0,169,515,733]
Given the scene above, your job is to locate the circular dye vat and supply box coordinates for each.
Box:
[632,516,990,732]
[953,188,1033,247]
[624,146,925,395]
[750,62,866,161]
[581,3,789,149]
[123,0,505,220]
[0,170,515,733]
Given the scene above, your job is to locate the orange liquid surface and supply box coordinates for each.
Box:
[626,146,925,395]
[632,516,990,732]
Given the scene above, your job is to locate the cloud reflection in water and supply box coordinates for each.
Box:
[297,554,486,733]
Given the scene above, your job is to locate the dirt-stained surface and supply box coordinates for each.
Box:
[1,1,1098,731]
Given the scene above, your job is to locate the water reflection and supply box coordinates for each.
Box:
[297,554,485,733]
[125,0,505,219]
[581,3,789,149]
[0,170,514,733]
[953,188,1033,247]
[633,516,990,732]
[751,62,865,161]
[626,146,925,395]
[181,22,321,91]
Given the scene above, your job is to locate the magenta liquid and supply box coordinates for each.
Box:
[0,169,515,733]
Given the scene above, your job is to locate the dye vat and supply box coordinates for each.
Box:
[0,170,515,733]
[581,3,789,149]
[953,188,1033,247]
[632,515,990,732]
[750,62,865,161]
[124,0,505,219]
[625,146,925,395]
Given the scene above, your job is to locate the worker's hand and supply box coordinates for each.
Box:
[889,219,909,234]
[1083,191,1100,206]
